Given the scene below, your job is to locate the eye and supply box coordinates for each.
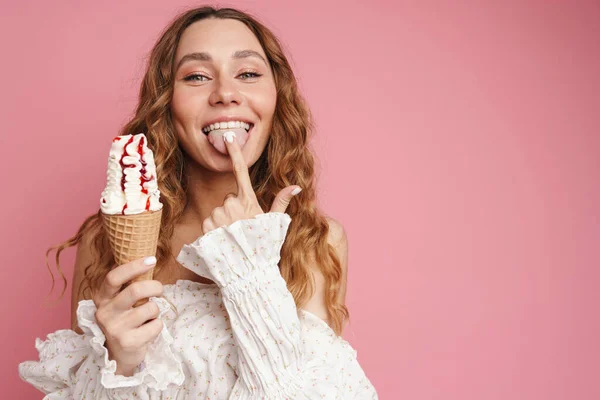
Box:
[183,73,209,82]
[238,71,262,79]
[183,71,262,83]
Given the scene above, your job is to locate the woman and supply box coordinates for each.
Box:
[19,6,377,399]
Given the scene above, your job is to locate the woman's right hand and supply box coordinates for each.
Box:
[92,256,164,376]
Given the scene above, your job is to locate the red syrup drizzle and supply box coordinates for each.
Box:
[138,137,154,212]
[119,136,135,215]
[138,137,152,195]
[117,135,154,214]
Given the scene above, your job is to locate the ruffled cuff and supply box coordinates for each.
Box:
[19,329,90,395]
[76,297,185,390]
[176,212,291,287]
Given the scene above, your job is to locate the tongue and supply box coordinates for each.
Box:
[207,128,249,155]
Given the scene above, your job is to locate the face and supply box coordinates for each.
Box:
[170,18,277,172]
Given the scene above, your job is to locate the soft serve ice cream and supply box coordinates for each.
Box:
[100,133,163,215]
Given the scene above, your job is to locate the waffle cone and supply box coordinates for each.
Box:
[102,209,162,306]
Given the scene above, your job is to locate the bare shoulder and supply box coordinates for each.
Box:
[301,216,349,324]
[325,217,348,297]
[325,216,348,253]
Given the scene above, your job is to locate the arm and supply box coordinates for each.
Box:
[177,212,377,399]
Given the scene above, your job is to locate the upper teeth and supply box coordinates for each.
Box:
[203,121,251,133]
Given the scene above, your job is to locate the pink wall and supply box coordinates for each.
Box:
[2,1,599,398]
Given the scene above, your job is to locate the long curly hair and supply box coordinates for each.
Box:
[48,6,348,335]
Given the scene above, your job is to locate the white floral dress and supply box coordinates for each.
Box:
[19,212,378,399]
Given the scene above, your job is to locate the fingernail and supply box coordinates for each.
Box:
[291,187,302,196]
[143,256,157,266]
[223,131,235,143]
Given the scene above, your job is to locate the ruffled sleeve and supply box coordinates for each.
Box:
[177,212,378,399]
[19,296,184,399]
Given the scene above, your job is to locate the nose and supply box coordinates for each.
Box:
[208,77,243,107]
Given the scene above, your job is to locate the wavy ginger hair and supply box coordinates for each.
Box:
[49,6,349,335]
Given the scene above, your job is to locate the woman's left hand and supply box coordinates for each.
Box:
[201,131,302,235]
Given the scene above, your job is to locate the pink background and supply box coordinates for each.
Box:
[2,1,599,398]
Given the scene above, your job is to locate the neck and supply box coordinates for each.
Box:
[181,157,239,226]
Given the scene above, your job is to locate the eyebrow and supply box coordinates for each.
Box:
[175,49,268,71]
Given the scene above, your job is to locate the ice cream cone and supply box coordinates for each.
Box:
[102,209,162,306]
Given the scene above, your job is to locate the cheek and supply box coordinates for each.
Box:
[254,89,277,149]
[171,90,190,122]
[255,86,278,122]
[170,92,199,147]
[171,86,206,124]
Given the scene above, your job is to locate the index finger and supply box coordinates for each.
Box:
[96,256,156,302]
[223,131,253,197]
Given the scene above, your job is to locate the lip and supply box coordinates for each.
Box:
[201,116,255,131]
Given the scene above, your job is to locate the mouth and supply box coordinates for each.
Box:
[202,121,254,135]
